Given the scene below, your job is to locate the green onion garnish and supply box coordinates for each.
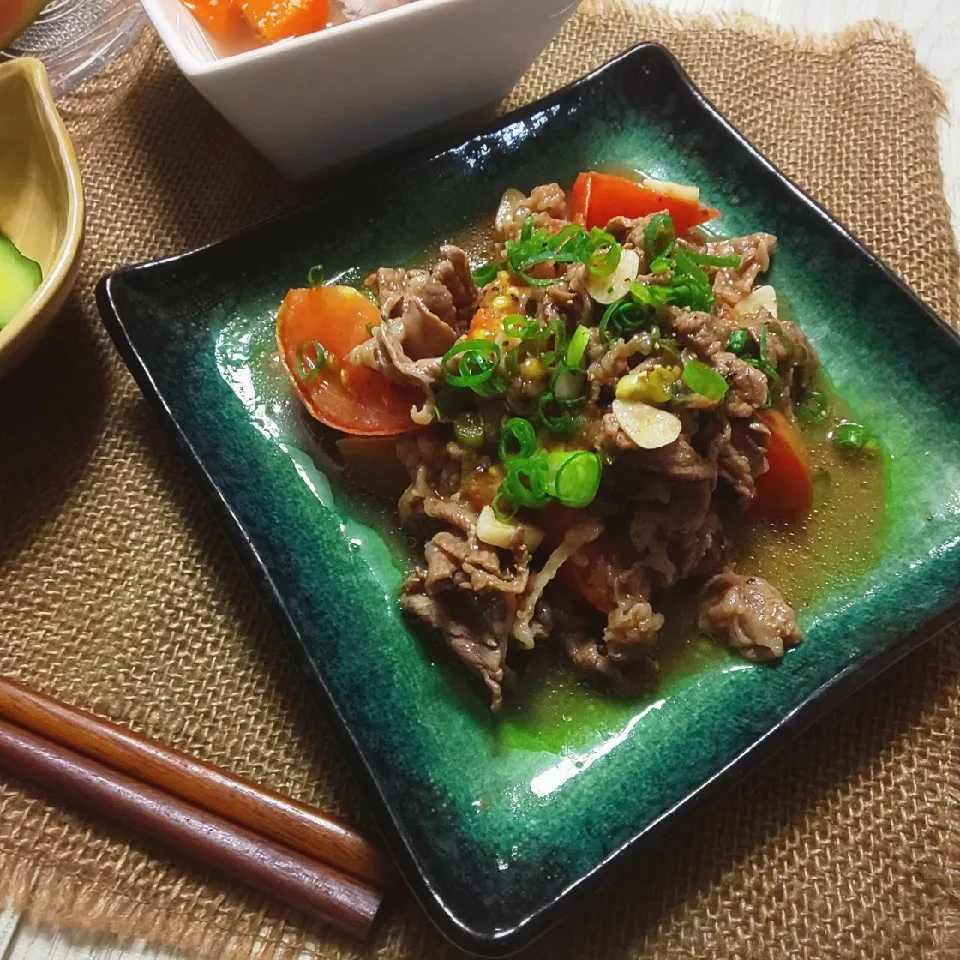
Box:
[565,324,591,368]
[441,339,501,390]
[454,411,485,449]
[585,227,621,277]
[492,488,518,521]
[503,457,552,508]
[727,329,749,355]
[682,359,729,401]
[499,417,537,462]
[502,314,539,340]
[796,388,830,427]
[687,251,742,269]
[670,248,714,312]
[643,212,676,263]
[307,265,325,287]
[547,450,602,508]
[538,393,580,435]
[471,262,499,286]
[832,421,875,453]
[504,217,622,286]
[294,340,328,381]
[746,324,780,383]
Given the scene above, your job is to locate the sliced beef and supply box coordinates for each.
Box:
[433,245,479,333]
[496,183,568,242]
[347,318,444,398]
[627,480,726,588]
[400,584,516,711]
[351,245,480,393]
[396,435,465,522]
[666,308,733,360]
[626,436,716,481]
[707,233,777,310]
[604,598,664,650]
[559,627,655,696]
[717,417,769,504]
[533,262,593,326]
[711,350,769,417]
[698,572,802,661]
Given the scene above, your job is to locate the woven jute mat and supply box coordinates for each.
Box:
[1,2,958,957]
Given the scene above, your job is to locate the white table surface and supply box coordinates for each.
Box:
[2,0,957,956]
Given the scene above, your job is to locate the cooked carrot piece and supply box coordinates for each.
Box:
[240,0,330,41]
[751,410,814,517]
[182,0,246,37]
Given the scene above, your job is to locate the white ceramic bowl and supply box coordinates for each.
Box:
[140,0,578,178]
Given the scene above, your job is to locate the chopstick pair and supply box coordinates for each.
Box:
[0,676,389,939]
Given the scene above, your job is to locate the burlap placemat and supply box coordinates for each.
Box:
[1,2,958,957]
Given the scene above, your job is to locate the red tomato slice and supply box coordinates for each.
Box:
[751,410,814,517]
[569,171,719,236]
[276,285,420,436]
[539,503,622,613]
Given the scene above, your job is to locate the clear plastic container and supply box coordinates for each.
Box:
[1,0,147,98]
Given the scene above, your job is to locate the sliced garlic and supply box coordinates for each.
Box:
[733,284,778,320]
[584,247,640,304]
[495,188,526,234]
[477,506,543,552]
[612,398,682,449]
[641,177,700,205]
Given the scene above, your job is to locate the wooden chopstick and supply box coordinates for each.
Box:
[0,676,390,887]
[0,717,382,939]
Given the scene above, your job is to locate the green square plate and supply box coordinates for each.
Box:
[96,44,960,956]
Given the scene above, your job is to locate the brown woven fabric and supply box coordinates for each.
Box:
[1,3,958,957]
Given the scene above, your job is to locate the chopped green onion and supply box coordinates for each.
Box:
[492,488,518,521]
[294,340,327,381]
[796,388,830,427]
[682,359,729,401]
[670,248,714,312]
[365,320,375,337]
[532,318,568,365]
[832,421,875,452]
[565,324,591,368]
[687,251,743,269]
[499,417,538,462]
[727,329,749,355]
[551,363,587,402]
[441,339,501,390]
[503,457,552,508]
[745,324,780,383]
[505,217,622,286]
[471,262,499,286]
[629,280,675,309]
[307,265,325,286]
[585,227,622,277]
[538,393,580,435]
[649,255,672,274]
[502,314,540,340]
[643,212,676,263]
[454,411,485,448]
[549,450,602,508]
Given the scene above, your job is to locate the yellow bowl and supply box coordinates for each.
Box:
[0,57,84,377]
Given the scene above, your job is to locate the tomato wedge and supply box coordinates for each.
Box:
[751,410,814,517]
[570,171,719,236]
[276,285,420,436]
[539,503,623,613]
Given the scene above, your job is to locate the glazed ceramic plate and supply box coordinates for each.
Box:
[97,44,960,956]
